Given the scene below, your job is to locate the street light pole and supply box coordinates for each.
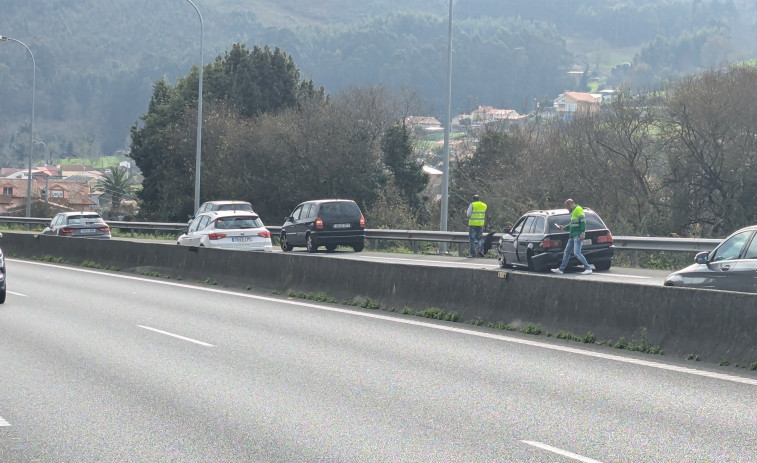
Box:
[439,0,453,254]
[0,35,35,217]
[185,0,204,213]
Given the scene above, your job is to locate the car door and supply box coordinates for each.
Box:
[514,216,536,265]
[501,217,526,265]
[44,214,62,235]
[711,231,757,292]
[184,215,208,246]
[286,204,307,245]
[685,230,752,290]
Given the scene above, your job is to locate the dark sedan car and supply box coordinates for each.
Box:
[497,208,614,271]
[42,211,111,239]
[664,225,757,293]
[280,199,365,253]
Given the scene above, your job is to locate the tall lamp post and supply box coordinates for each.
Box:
[439,0,453,254]
[0,35,35,217]
[185,0,204,213]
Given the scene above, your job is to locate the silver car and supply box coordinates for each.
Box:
[42,211,112,239]
[664,225,757,292]
[178,210,273,252]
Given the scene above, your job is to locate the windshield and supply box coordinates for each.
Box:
[217,203,253,212]
[67,215,104,225]
[214,216,262,229]
[547,211,607,231]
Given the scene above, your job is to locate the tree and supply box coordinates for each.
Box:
[380,123,428,211]
[96,165,136,219]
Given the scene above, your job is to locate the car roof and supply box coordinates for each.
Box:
[57,211,102,217]
[200,200,252,206]
[200,210,260,219]
[299,199,357,205]
[523,208,598,216]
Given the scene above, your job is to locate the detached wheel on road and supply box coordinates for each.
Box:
[280,233,293,252]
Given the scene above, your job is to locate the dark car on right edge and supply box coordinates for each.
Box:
[280,199,365,253]
[497,208,614,271]
[664,224,757,292]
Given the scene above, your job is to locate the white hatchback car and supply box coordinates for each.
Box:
[178,210,273,252]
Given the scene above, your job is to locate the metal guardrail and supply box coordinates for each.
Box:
[0,216,721,253]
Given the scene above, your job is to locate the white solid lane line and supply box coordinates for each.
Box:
[13,260,757,386]
[522,441,603,463]
[0,416,10,427]
[7,291,26,297]
[136,325,215,347]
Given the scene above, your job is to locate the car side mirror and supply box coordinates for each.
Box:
[285,216,293,222]
[695,251,709,265]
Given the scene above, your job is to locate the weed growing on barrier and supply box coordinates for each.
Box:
[718,359,731,367]
[201,278,218,286]
[686,354,702,361]
[613,329,664,355]
[288,291,338,303]
[141,271,164,278]
[521,323,542,335]
[79,261,118,271]
[750,363,757,371]
[36,255,67,264]
[361,298,380,310]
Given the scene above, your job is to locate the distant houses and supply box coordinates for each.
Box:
[553,91,603,121]
[0,164,103,215]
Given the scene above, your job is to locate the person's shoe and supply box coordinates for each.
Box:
[467,254,475,258]
[581,268,593,275]
[550,268,563,274]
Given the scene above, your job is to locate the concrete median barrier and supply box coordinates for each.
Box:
[4,232,755,365]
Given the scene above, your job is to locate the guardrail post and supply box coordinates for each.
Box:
[631,250,638,267]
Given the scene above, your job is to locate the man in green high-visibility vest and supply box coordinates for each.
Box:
[551,198,592,275]
[466,194,487,257]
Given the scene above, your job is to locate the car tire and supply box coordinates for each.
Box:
[594,260,612,271]
[280,233,293,252]
[0,286,6,304]
[306,234,318,253]
[352,242,364,252]
[325,244,337,252]
[527,251,536,271]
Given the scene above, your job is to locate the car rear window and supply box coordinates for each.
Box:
[548,211,607,230]
[215,216,262,229]
[216,203,253,212]
[67,215,103,225]
[318,202,361,220]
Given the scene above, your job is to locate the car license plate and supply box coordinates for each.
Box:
[232,237,251,242]
[81,229,95,234]
[333,223,351,229]
[582,239,592,246]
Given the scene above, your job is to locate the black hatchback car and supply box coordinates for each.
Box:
[497,208,614,271]
[280,199,365,253]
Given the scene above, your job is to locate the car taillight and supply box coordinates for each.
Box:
[597,232,613,244]
[360,215,365,228]
[541,238,562,249]
[258,230,271,238]
[208,232,226,240]
[60,227,74,234]
[99,226,110,232]
[315,217,324,230]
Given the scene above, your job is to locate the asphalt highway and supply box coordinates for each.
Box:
[1,259,754,461]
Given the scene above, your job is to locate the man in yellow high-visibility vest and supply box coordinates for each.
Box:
[466,194,487,257]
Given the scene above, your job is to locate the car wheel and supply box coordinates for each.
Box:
[594,260,612,271]
[325,244,337,252]
[0,286,6,304]
[306,234,318,253]
[352,242,364,252]
[280,233,293,252]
